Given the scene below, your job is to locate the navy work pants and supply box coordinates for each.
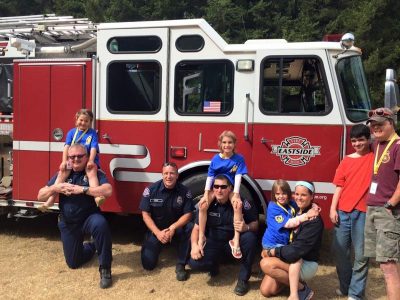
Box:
[189,231,257,281]
[141,223,193,270]
[58,213,112,269]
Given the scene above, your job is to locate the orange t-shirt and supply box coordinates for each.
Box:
[332,152,374,213]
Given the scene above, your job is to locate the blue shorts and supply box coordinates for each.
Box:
[262,243,285,250]
[300,260,318,281]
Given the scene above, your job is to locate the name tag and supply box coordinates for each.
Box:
[150,198,164,203]
[370,182,377,195]
[209,212,220,218]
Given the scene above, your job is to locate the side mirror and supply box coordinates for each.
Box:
[384,69,400,110]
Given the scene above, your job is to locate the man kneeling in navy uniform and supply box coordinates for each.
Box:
[189,174,258,296]
[139,162,194,281]
[37,144,113,289]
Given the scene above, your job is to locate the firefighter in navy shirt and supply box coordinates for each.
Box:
[189,174,259,296]
[37,144,113,289]
[139,162,194,281]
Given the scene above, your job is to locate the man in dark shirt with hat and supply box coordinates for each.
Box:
[365,107,400,300]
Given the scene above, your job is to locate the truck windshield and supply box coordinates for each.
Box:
[337,55,371,122]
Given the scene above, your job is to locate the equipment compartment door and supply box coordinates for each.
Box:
[13,61,91,201]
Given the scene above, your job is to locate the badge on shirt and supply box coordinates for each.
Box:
[370,182,377,195]
[143,187,150,197]
[176,196,183,206]
[85,135,92,145]
[230,165,238,173]
[275,215,284,223]
[186,190,192,199]
[243,199,251,210]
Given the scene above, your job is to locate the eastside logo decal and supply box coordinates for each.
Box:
[271,136,320,167]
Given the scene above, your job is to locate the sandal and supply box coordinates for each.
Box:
[37,204,51,213]
[229,240,242,259]
[95,196,106,207]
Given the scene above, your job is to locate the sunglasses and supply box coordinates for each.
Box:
[162,162,178,169]
[368,108,392,118]
[68,154,86,160]
[213,184,228,190]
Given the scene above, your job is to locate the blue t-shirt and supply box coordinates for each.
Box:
[208,153,247,185]
[48,170,108,224]
[65,127,100,166]
[262,199,298,249]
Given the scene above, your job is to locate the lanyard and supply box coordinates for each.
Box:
[277,202,296,242]
[374,134,399,175]
[71,128,88,145]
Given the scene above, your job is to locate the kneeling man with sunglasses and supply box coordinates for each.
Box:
[189,174,259,296]
[37,143,113,289]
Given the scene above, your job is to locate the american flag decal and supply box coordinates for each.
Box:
[203,101,221,113]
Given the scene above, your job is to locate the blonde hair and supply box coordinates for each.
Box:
[271,179,292,203]
[75,109,93,123]
[218,130,237,153]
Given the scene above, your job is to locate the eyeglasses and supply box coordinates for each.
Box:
[213,184,228,190]
[368,108,393,118]
[68,154,86,160]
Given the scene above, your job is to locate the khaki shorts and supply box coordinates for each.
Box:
[364,206,400,262]
[300,260,318,281]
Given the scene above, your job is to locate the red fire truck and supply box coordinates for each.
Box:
[2,15,397,227]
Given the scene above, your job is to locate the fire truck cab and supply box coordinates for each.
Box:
[1,15,388,227]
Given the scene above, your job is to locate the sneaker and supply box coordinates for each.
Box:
[234,279,249,296]
[175,264,188,281]
[99,268,112,289]
[298,283,314,300]
[348,297,357,300]
[335,288,347,296]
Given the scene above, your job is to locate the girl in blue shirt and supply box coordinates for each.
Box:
[198,130,247,259]
[262,180,319,300]
[38,109,103,212]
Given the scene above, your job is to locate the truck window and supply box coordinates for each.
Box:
[107,61,160,114]
[174,60,234,115]
[260,57,331,115]
[175,35,204,52]
[107,36,162,53]
[337,55,370,122]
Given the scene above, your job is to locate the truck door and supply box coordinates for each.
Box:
[252,52,342,220]
[96,27,169,213]
[13,60,92,202]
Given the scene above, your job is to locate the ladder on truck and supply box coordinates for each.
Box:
[0,14,97,44]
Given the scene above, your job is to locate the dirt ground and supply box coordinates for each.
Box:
[0,213,387,300]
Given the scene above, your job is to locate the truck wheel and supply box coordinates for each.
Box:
[180,173,207,205]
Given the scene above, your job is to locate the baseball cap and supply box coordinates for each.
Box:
[366,107,395,124]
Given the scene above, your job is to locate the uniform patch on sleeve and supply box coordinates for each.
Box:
[186,190,192,198]
[243,199,251,210]
[143,187,150,197]
[275,215,284,223]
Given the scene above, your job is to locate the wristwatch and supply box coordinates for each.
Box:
[82,186,89,195]
[384,201,395,209]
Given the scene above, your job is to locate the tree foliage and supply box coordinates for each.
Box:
[1,0,399,105]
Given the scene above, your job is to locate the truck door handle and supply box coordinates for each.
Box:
[102,133,112,143]
[261,137,273,144]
